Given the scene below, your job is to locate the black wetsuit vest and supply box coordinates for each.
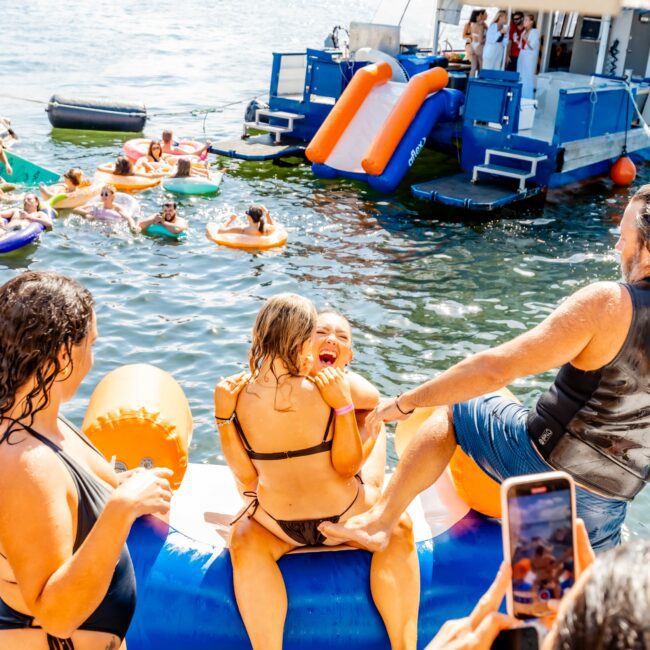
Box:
[528,279,650,500]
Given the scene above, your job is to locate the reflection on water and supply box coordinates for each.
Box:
[1,0,648,538]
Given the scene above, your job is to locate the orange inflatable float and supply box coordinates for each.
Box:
[82,364,193,490]
[94,163,161,192]
[205,222,288,250]
[394,394,506,519]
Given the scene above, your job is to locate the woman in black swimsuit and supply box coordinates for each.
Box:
[215,294,419,650]
[0,271,173,650]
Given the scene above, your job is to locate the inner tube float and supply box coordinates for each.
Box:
[162,172,222,196]
[206,222,288,250]
[0,205,56,254]
[123,138,207,164]
[94,163,160,192]
[133,159,173,179]
[82,364,502,649]
[40,182,101,209]
[144,223,187,241]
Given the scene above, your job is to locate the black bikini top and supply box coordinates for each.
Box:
[233,408,335,461]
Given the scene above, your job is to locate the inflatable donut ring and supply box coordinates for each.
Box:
[206,222,288,250]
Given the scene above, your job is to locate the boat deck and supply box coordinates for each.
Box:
[210,134,306,161]
[411,173,545,210]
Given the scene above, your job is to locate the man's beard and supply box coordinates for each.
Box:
[622,246,642,282]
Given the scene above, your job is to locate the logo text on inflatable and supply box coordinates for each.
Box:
[408,137,427,167]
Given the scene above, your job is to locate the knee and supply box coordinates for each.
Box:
[391,514,415,548]
[229,520,264,561]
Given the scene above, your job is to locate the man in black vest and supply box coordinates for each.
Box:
[321,185,650,552]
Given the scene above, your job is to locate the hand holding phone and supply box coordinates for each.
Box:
[501,472,577,621]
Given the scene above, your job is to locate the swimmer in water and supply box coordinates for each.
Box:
[74,185,138,231]
[161,129,211,157]
[40,168,90,202]
[138,200,188,236]
[0,193,53,237]
[216,204,277,238]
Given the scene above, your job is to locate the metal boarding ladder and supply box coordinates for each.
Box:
[472,149,548,192]
[243,109,305,144]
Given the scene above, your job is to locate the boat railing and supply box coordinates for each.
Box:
[553,82,637,145]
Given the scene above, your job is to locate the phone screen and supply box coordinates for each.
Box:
[506,477,574,619]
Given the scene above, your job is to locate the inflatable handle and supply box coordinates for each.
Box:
[82,364,193,490]
[306,62,393,165]
[394,401,502,518]
[47,193,67,211]
[362,67,449,177]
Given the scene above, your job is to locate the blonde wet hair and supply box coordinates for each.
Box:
[249,294,317,377]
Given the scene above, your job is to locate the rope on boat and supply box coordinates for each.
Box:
[0,92,267,124]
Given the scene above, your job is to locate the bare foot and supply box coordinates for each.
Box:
[318,506,395,552]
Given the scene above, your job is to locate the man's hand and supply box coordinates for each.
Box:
[365,396,412,440]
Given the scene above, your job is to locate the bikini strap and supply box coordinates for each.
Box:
[322,408,335,442]
[232,413,254,453]
[0,417,61,451]
[230,491,260,526]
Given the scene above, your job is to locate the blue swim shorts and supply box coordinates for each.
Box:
[452,393,628,552]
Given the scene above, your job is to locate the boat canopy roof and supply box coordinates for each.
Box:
[373,0,647,33]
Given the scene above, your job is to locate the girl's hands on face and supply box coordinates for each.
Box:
[313,367,352,410]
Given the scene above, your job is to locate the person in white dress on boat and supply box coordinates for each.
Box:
[517,15,540,99]
[483,11,509,71]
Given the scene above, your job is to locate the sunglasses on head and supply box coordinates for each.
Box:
[163,203,176,208]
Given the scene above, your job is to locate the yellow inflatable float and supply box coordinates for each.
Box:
[205,222,288,250]
[82,363,192,490]
[40,181,101,209]
[94,163,161,192]
[394,391,513,519]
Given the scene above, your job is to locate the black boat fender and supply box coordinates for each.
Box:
[46,94,147,132]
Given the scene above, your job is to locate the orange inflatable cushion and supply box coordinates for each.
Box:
[82,364,193,490]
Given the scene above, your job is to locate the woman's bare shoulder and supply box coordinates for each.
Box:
[0,436,69,495]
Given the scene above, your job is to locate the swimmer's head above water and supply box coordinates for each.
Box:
[162,201,177,222]
[22,193,40,212]
[311,311,353,375]
[245,204,268,234]
[62,167,85,190]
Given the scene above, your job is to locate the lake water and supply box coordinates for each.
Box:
[1,0,648,538]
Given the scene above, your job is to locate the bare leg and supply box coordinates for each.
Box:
[370,515,420,650]
[361,425,387,499]
[320,406,457,551]
[229,517,295,650]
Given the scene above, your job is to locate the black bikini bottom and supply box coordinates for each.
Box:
[232,476,362,547]
[0,598,74,649]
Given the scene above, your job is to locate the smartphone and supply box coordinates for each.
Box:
[491,626,539,650]
[501,471,576,620]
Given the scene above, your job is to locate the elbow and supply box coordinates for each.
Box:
[28,605,79,640]
[332,455,363,479]
[472,352,513,388]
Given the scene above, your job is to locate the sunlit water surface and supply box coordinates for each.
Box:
[2,0,649,538]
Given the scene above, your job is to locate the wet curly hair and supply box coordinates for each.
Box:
[0,272,94,432]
